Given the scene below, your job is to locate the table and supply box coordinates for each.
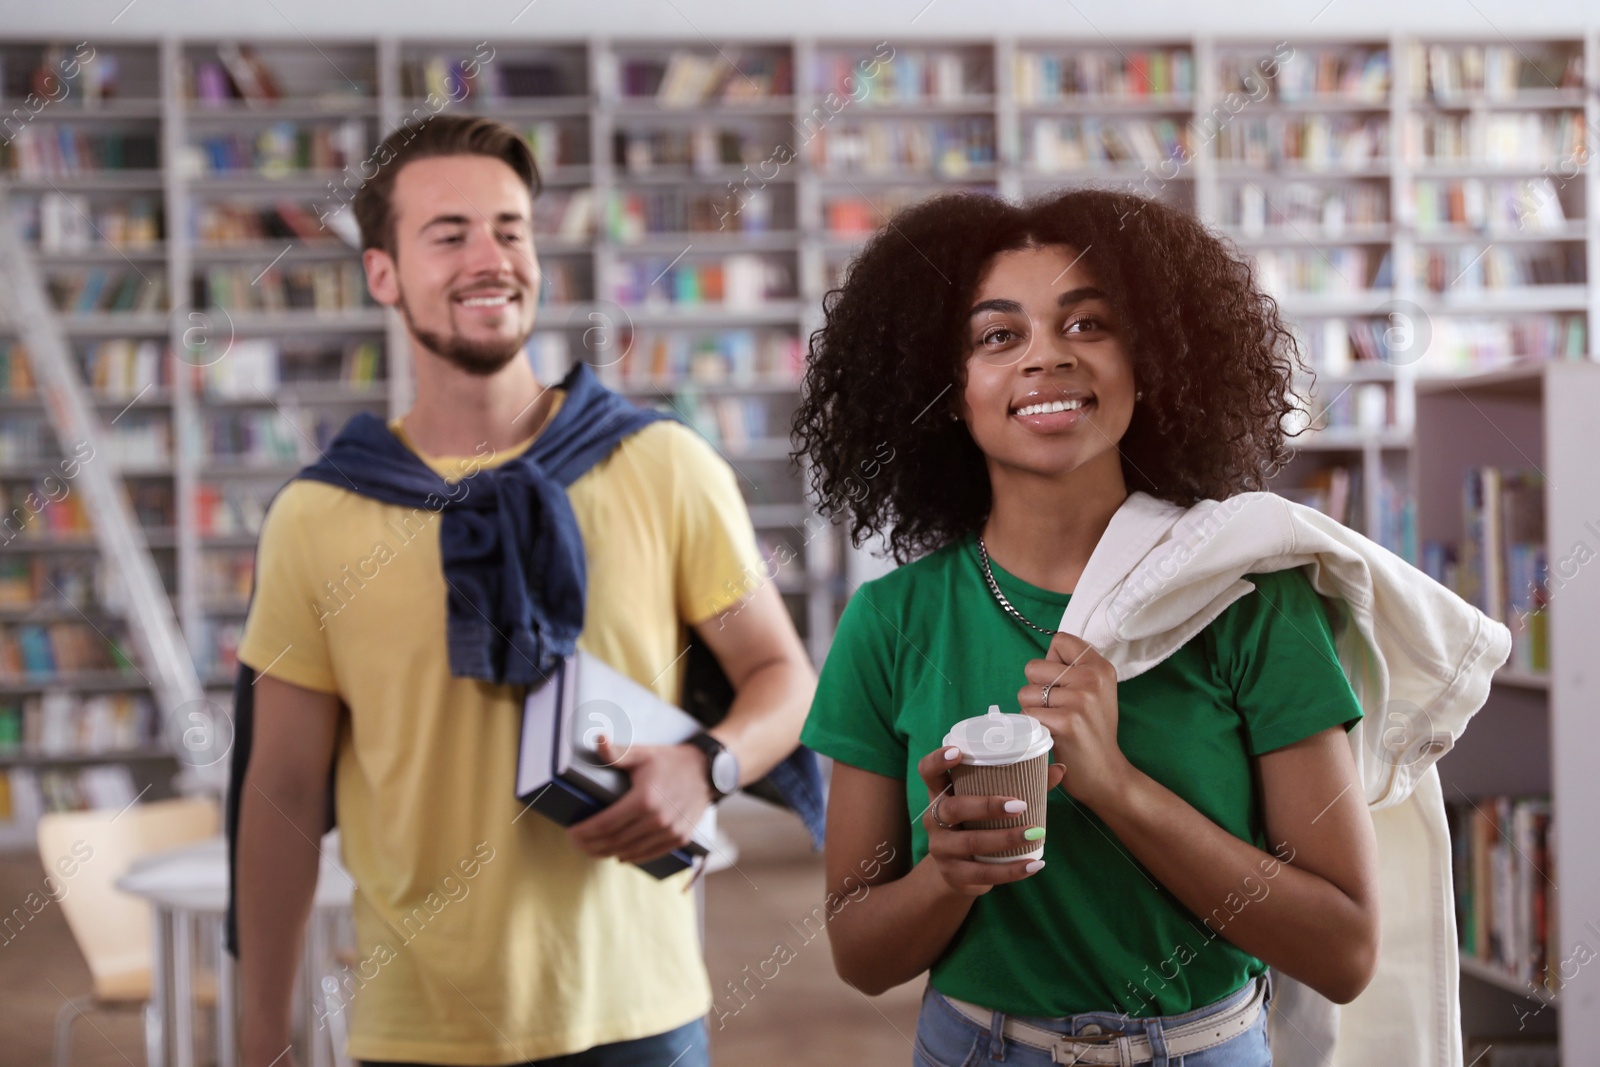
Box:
[115,833,354,1067]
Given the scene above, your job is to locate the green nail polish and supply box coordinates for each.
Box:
[1024,826,1046,841]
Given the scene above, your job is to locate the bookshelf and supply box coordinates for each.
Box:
[1,45,1597,1056]
[1414,361,1600,1058]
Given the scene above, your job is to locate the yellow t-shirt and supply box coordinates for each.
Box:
[237,395,764,1064]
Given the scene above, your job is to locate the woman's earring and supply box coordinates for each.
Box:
[948,411,961,421]
[1135,390,1144,401]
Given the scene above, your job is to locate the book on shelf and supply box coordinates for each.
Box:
[0,343,37,396]
[0,481,91,538]
[823,187,932,237]
[1411,43,1584,101]
[614,125,770,175]
[0,415,53,464]
[0,558,102,610]
[533,189,595,242]
[1408,112,1586,167]
[1294,316,1405,373]
[0,44,124,108]
[1423,466,1549,672]
[1025,117,1189,172]
[1417,245,1584,292]
[194,199,343,245]
[605,187,773,240]
[1253,246,1392,295]
[816,48,984,104]
[194,481,272,537]
[403,47,569,103]
[203,409,304,465]
[1419,316,1586,372]
[1227,47,1388,104]
[536,260,589,306]
[1279,464,1359,528]
[81,339,166,396]
[0,765,141,829]
[200,550,256,604]
[811,118,997,176]
[199,338,382,398]
[626,50,790,104]
[1447,796,1557,994]
[212,42,283,103]
[195,618,243,679]
[603,254,791,309]
[1413,177,1569,232]
[0,691,156,756]
[1226,182,1388,237]
[591,329,801,390]
[106,413,171,467]
[1,125,160,176]
[19,192,161,252]
[1216,115,1386,168]
[200,261,370,313]
[184,119,367,177]
[0,622,136,680]
[1013,48,1194,103]
[45,268,166,313]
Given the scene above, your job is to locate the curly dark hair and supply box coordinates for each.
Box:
[791,187,1307,565]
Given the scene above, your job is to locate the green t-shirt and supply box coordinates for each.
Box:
[800,530,1363,1018]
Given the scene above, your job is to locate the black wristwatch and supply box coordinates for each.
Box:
[685,731,740,801]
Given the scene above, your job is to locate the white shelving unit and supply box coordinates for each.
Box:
[1416,361,1600,1059]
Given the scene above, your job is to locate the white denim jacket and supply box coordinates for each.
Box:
[1053,490,1511,1067]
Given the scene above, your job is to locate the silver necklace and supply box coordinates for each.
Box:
[976,536,1058,636]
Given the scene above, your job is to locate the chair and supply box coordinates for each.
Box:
[37,795,220,1067]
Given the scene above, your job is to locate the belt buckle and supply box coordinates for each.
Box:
[1049,1025,1126,1065]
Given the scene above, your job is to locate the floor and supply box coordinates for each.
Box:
[0,801,923,1067]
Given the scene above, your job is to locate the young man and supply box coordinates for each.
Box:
[235,115,816,1067]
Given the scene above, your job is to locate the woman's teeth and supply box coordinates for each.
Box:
[1014,398,1087,417]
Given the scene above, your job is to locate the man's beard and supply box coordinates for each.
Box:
[396,292,530,377]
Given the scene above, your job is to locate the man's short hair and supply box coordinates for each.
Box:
[353,114,542,257]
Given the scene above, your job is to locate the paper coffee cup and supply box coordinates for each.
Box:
[943,706,1053,863]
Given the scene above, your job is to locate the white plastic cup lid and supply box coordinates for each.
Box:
[943,706,1053,766]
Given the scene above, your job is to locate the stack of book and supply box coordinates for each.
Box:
[1412,43,1584,100]
[2,126,160,175]
[1421,466,1548,673]
[0,623,136,680]
[193,200,337,245]
[45,268,166,313]
[201,261,369,313]
[617,51,792,103]
[811,118,996,176]
[0,692,157,756]
[1417,245,1584,292]
[187,120,367,176]
[1225,182,1388,236]
[25,193,162,251]
[1447,797,1557,992]
[0,766,142,830]
[1014,48,1194,102]
[603,254,791,309]
[1025,117,1189,172]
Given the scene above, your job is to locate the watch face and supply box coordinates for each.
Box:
[711,751,739,795]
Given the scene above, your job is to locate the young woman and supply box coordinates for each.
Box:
[792,189,1381,1067]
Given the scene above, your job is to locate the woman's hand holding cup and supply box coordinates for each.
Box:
[915,727,1064,898]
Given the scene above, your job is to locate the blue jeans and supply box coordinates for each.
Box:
[912,979,1271,1066]
[359,1015,710,1067]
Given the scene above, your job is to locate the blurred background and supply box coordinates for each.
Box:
[0,1,1596,1064]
